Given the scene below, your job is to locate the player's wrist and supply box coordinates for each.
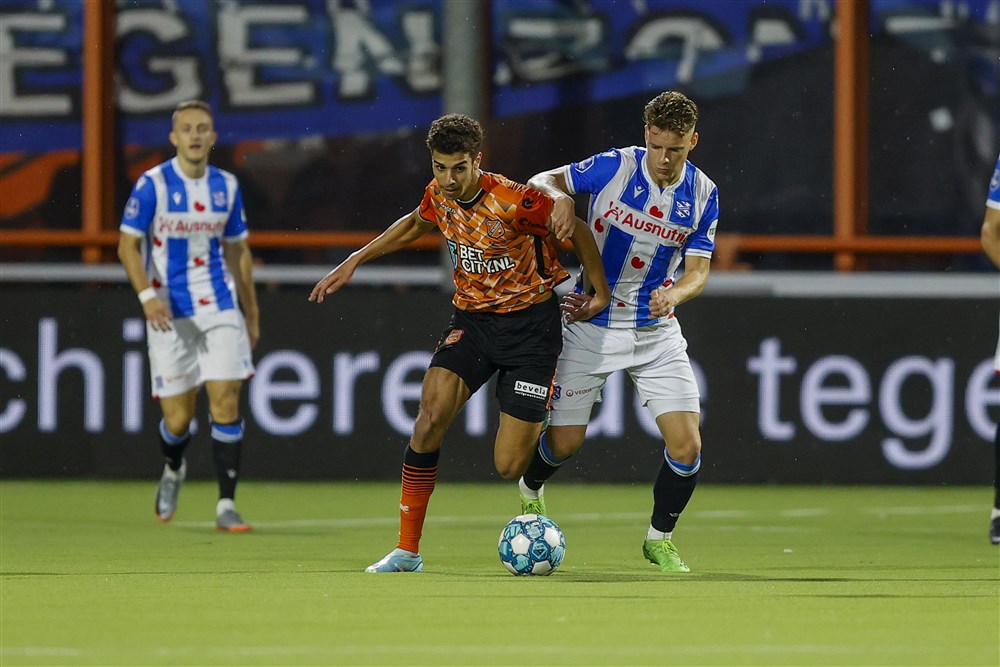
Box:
[137,287,157,304]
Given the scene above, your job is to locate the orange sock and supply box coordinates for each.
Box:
[396,459,437,553]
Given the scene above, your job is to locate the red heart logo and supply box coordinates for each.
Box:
[153,236,162,247]
[649,206,664,219]
[152,279,161,288]
[198,298,211,306]
[616,302,625,307]
[594,218,605,232]
[631,257,645,269]
[193,257,205,266]
[194,202,205,211]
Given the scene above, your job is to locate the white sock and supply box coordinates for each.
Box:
[216,498,235,516]
[991,507,1000,520]
[518,478,541,499]
[646,526,670,541]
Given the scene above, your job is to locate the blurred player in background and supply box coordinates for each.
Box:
[980,152,1000,545]
[117,100,259,532]
[309,114,610,573]
[515,91,718,573]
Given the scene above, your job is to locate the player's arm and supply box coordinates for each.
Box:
[224,239,260,349]
[309,208,435,303]
[981,206,1000,269]
[117,233,173,332]
[562,218,611,323]
[528,168,576,242]
[649,255,710,318]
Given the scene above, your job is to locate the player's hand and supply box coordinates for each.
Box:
[143,298,173,332]
[561,290,609,323]
[547,196,576,241]
[308,263,355,303]
[649,286,677,318]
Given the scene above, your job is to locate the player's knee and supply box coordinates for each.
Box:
[494,456,525,481]
[162,415,192,438]
[666,435,701,465]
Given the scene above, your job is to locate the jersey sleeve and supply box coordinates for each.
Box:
[987,153,1000,210]
[224,184,249,241]
[119,174,156,236]
[510,185,554,236]
[684,186,719,259]
[418,186,439,225]
[562,149,623,196]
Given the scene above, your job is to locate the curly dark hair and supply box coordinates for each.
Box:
[643,91,698,135]
[426,114,484,156]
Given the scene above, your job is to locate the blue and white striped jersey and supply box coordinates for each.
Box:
[119,157,248,319]
[562,146,719,328]
[987,153,1000,209]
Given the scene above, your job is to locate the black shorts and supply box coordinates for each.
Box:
[429,297,562,423]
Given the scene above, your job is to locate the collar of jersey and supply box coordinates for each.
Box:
[455,188,486,210]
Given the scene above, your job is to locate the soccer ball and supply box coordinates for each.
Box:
[498,514,565,576]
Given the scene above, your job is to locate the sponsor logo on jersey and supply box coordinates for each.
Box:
[601,200,692,245]
[156,217,228,235]
[706,219,718,243]
[456,242,516,273]
[125,197,140,219]
[514,380,549,400]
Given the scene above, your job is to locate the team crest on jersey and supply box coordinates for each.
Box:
[575,156,596,172]
[213,191,227,209]
[674,200,692,219]
[552,385,561,401]
[485,216,504,239]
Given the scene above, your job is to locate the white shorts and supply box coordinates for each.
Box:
[147,309,255,398]
[549,317,700,426]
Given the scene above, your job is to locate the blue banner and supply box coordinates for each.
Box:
[0,0,991,152]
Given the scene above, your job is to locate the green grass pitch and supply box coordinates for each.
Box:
[1,481,997,666]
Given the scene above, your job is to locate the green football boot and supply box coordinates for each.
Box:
[642,538,690,573]
[519,486,546,517]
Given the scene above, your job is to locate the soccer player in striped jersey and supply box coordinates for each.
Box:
[309,114,610,573]
[980,152,1000,545]
[516,91,718,572]
[117,100,259,532]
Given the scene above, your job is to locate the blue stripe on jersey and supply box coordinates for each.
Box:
[160,161,188,212]
[569,149,622,194]
[166,237,194,317]
[594,224,636,326]
[635,244,675,325]
[208,237,235,311]
[620,149,651,211]
[208,167,228,212]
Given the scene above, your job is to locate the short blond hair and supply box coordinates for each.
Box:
[172,100,212,126]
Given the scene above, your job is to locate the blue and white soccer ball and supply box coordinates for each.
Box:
[498,514,566,576]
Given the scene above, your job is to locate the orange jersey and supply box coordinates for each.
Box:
[418,171,569,313]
